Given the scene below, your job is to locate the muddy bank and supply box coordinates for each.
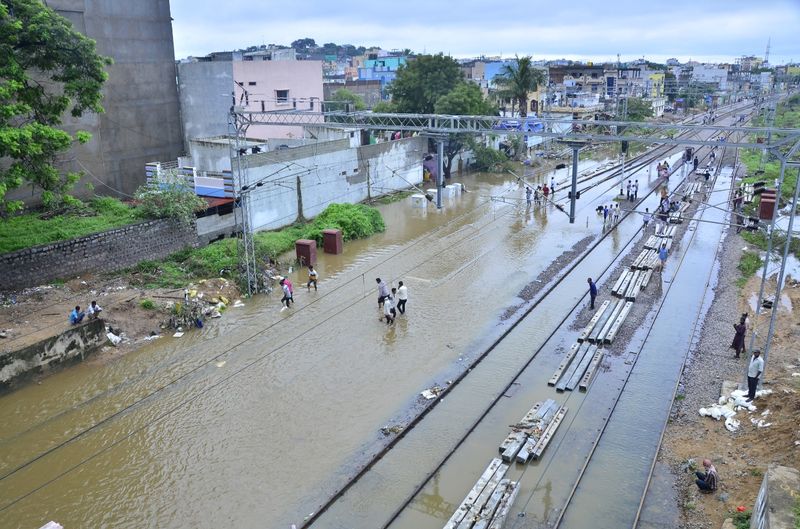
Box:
[0,275,242,377]
[658,225,800,529]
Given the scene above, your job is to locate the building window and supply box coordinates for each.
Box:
[248,81,257,86]
[276,89,289,103]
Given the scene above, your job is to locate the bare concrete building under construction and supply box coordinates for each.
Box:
[31,0,184,199]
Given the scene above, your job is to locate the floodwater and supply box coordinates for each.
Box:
[0,160,634,529]
[311,152,733,526]
[309,159,682,528]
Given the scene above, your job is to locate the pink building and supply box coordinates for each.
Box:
[233,60,323,140]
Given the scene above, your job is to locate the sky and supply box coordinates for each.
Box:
[170,0,800,65]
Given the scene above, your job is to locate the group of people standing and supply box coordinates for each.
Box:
[525,184,550,207]
[625,179,640,202]
[657,160,671,179]
[376,278,408,324]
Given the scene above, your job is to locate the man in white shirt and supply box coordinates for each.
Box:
[396,281,408,314]
[746,349,764,402]
[87,300,103,320]
[383,293,395,324]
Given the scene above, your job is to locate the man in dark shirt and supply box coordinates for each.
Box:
[587,278,597,310]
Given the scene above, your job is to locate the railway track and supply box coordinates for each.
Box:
[0,102,757,528]
[302,105,759,529]
[548,125,748,529]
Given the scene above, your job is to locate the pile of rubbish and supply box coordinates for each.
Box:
[163,280,243,331]
[699,387,773,432]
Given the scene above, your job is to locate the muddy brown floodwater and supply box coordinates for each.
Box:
[1,165,619,529]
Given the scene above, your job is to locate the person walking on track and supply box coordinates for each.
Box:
[280,279,292,310]
[376,278,390,308]
[396,281,408,314]
[307,265,318,291]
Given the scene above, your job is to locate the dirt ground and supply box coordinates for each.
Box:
[661,269,800,529]
[0,274,241,367]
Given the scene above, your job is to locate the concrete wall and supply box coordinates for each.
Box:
[750,465,799,529]
[0,318,107,392]
[240,137,424,232]
[18,0,184,199]
[0,220,198,291]
[177,61,234,153]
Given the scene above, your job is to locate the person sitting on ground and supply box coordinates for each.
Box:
[694,459,718,493]
[87,300,103,320]
[69,305,85,325]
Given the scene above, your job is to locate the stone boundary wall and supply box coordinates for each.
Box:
[0,219,199,291]
[0,318,107,392]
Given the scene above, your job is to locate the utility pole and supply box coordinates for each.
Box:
[437,139,444,209]
[761,164,800,373]
[561,140,588,223]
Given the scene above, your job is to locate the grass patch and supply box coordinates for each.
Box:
[675,393,686,401]
[129,203,385,289]
[139,299,157,310]
[0,197,141,254]
[373,190,413,205]
[732,509,751,529]
[738,250,763,285]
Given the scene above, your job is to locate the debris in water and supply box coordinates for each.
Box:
[420,386,444,400]
[173,332,184,338]
[380,424,404,436]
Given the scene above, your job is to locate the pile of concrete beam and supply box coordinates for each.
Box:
[549,340,605,392]
[443,458,519,529]
[656,225,677,238]
[499,399,568,463]
[644,236,673,251]
[631,249,659,271]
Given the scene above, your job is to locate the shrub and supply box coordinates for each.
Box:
[738,251,763,279]
[472,143,511,172]
[731,510,751,529]
[134,171,207,225]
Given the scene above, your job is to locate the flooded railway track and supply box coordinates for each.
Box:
[305,106,756,529]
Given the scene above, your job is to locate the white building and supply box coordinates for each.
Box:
[691,65,728,89]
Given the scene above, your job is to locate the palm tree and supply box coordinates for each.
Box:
[495,56,545,117]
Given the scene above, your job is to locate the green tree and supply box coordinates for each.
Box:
[291,38,316,50]
[494,56,545,117]
[389,53,463,113]
[371,101,396,113]
[329,88,366,111]
[434,82,497,177]
[623,97,654,121]
[0,0,111,213]
[434,82,496,115]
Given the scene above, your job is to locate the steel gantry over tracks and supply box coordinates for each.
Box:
[229,97,800,296]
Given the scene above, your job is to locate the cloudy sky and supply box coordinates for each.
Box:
[170,0,800,64]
